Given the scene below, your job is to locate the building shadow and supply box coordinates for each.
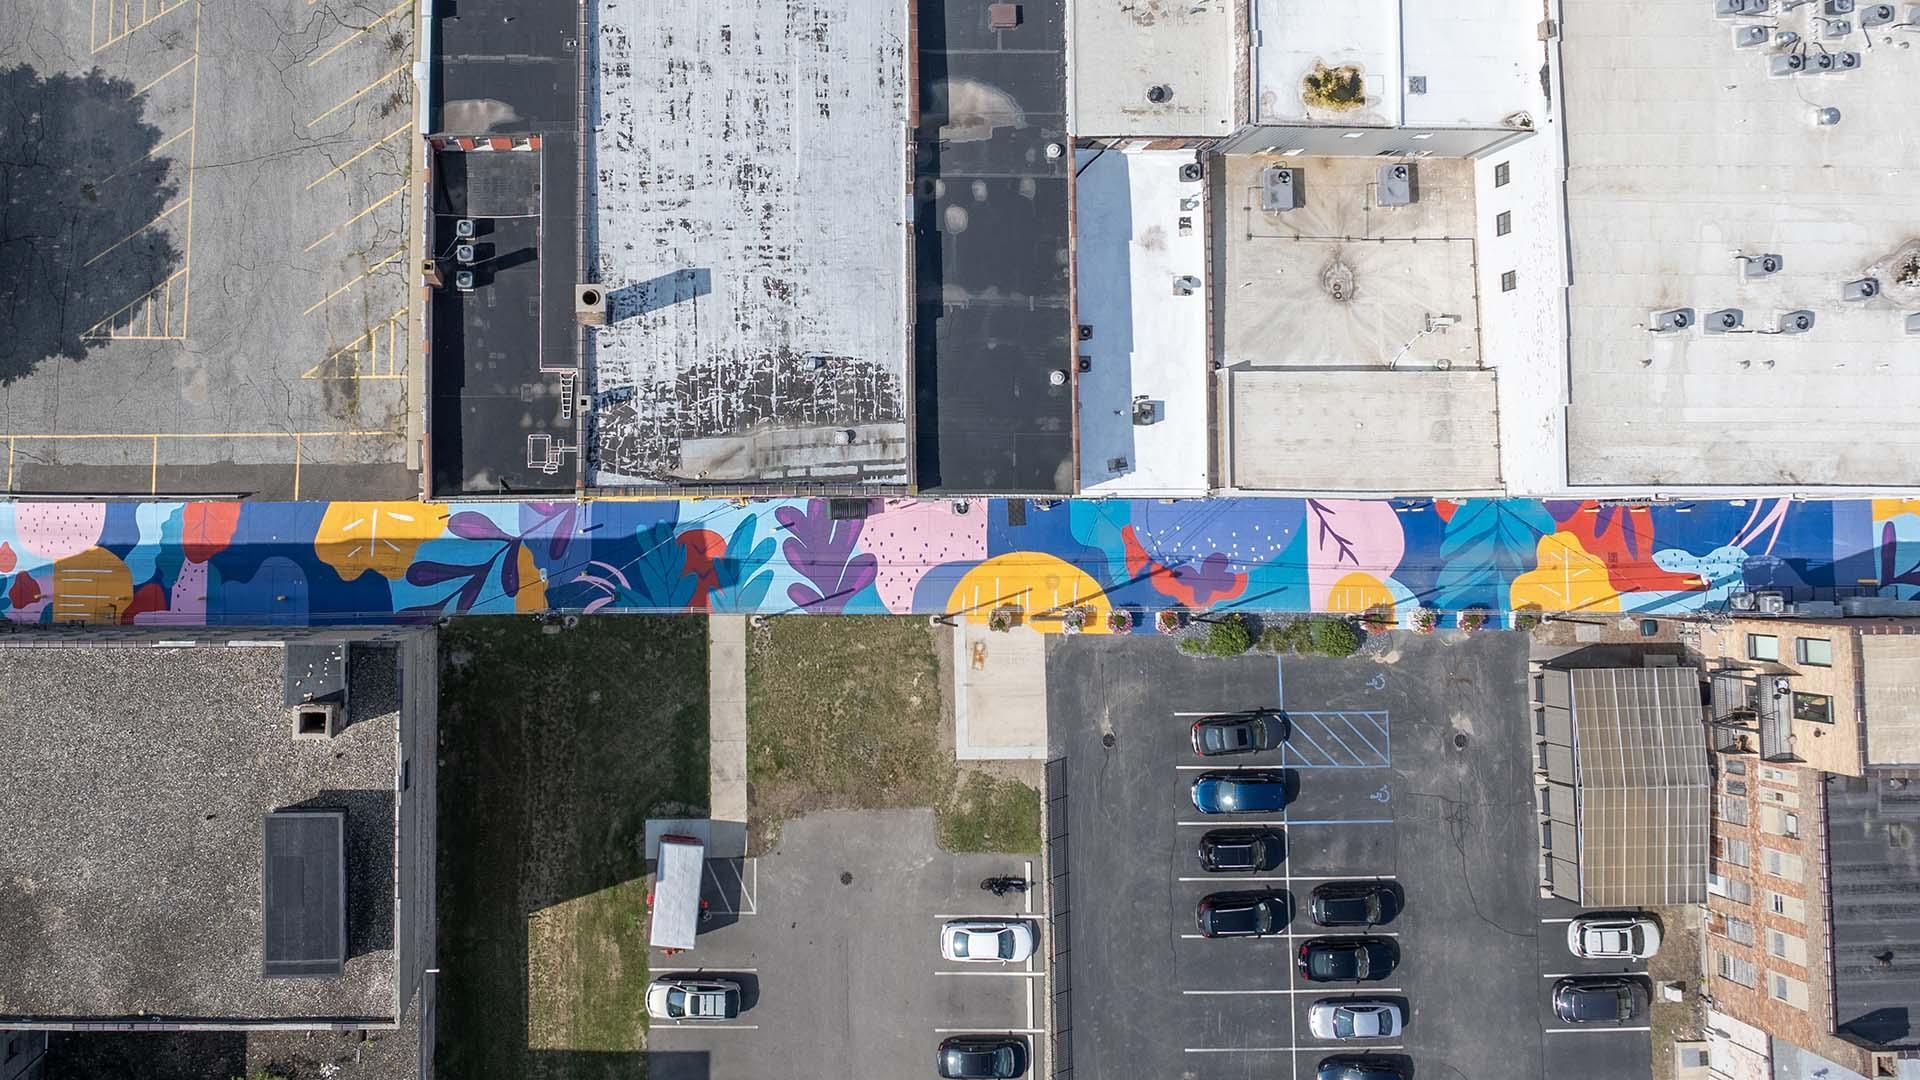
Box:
[42,1032,245,1079]
[1070,150,1137,488]
[608,269,712,322]
[0,65,186,384]
[284,789,398,960]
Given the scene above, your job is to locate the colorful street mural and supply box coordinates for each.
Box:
[0,497,1915,628]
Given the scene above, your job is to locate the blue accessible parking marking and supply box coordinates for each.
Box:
[1283,711,1390,769]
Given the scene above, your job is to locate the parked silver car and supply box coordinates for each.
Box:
[1565,915,1661,959]
[941,919,1038,963]
[1307,999,1405,1041]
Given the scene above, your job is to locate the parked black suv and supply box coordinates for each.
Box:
[1297,937,1398,982]
[1309,881,1399,927]
[1196,891,1290,938]
[1191,709,1289,756]
[1198,828,1283,872]
[1552,977,1648,1025]
[938,1035,1028,1078]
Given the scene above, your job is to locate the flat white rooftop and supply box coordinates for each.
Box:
[1253,0,1542,127]
[1225,368,1502,492]
[1216,153,1500,493]
[587,0,911,486]
[1071,0,1235,136]
[1074,149,1210,496]
[1562,0,1920,488]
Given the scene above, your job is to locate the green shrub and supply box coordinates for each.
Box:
[1512,608,1543,632]
[1179,614,1253,657]
[1306,618,1362,657]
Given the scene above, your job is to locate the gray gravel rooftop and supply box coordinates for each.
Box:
[0,643,400,1021]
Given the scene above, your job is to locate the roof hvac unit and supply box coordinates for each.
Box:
[1862,3,1897,25]
[1824,0,1854,13]
[1132,397,1160,425]
[1842,277,1880,301]
[1729,590,1786,614]
[454,270,476,293]
[1260,166,1300,212]
[1715,0,1768,13]
[1649,308,1694,333]
[1740,253,1784,278]
[1770,52,1807,76]
[455,243,476,264]
[1808,52,1837,73]
[1376,163,1417,206]
[1179,160,1205,183]
[1734,24,1770,45]
[1906,312,1920,335]
[455,218,476,238]
[1705,308,1745,333]
[1777,309,1816,333]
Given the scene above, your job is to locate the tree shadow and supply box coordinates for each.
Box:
[0,65,187,383]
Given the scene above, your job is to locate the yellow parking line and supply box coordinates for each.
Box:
[307,121,412,189]
[84,198,188,267]
[308,0,412,66]
[180,0,203,337]
[307,63,406,127]
[303,181,407,252]
[133,54,195,96]
[303,246,406,316]
[100,126,191,185]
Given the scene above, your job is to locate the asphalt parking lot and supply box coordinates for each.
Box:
[649,809,1046,1080]
[1046,631,1653,1080]
[1,0,417,496]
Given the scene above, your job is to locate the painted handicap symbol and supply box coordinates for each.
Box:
[1369,785,1391,804]
[1366,673,1386,691]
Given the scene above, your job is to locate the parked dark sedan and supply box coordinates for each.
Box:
[1196,891,1290,938]
[1198,828,1284,872]
[1191,709,1289,756]
[1552,977,1647,1025]
[938,1035,1028,1078]
[1297,937,1398,982]
[1316,1055,1409,1080]
[1309,881,1399,927]
[1190,771,1288,814]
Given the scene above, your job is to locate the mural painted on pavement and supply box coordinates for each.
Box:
[0,497,1913,628]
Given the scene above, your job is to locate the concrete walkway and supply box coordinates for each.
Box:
[707,614,749,857]
[952,621,1049,759]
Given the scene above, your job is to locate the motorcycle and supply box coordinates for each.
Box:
[980,875,1032,896]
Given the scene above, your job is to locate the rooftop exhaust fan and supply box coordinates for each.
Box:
[1706,308,1746,333]
[1650,308,1695,333]
[1740,253,1784,278]
[1842,277,1880,301]
[1777,309,1816,333]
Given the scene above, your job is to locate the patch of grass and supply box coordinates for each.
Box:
[747,616,1040,854]
[1302,62,1366,110]
[1255,616,1362,657]
[939,772,1042,853]
[437,617,709,1080]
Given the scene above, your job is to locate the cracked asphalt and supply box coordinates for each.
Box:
[0,0,419,497]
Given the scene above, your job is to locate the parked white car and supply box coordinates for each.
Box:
[941,919,1037,963]
[1566,915,1662,960]
[645,977,742,1021]
[1307,999,1404,1041]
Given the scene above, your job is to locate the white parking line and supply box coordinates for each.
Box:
[1180,931,1401,941]
[1182,987,1404,996]
[651,1023,760,1031]
[1178,819,1391,827]
[1185,1045,1404,1054]
[1023,859,1033,915]
[649,966,759,974]
[1541,971,1640,978]
[1544,1026,1652,1034]
[1540,917,1574,924]
[936,1028,1046,1035]
[1176,874,1398,883]
[936,970,1045,977]
[1177,763,1288,771]
[935,913,1047,921]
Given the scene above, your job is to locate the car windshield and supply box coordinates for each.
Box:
[1333,1010,1356,1038]
[665,988,687,1018]
[993,930,1014,959]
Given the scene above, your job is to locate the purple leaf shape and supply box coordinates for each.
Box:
[524,502,577,560]
[776,502,878,613]
[407,558,491,587]
[1169,553,1243,606]
[448,511,510,541]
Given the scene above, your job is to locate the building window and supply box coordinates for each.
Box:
[1494,161,1511,187]
[1718,951,1756,987]
[1726,779,1748,796]
[1715,793,1749,826]
[1748,634,1779,661]
[1764,849,1801,880]
[1770,973,1794,1001]
[1783,812,1799,838]
[1726,878,1753,904]
[1792,692,1832,723]
[1496,211,1512,236]
[1500,270,1517,292]
[1725,759,1748,776]
[1768,930,1789,957]
[1721,915,1755,945]
[1715,836,1750,867]
[1770,891,1788,914]
[1794,638,1833,666]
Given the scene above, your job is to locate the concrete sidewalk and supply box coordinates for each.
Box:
[952,621,1049,759]
[707,614,748,856]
